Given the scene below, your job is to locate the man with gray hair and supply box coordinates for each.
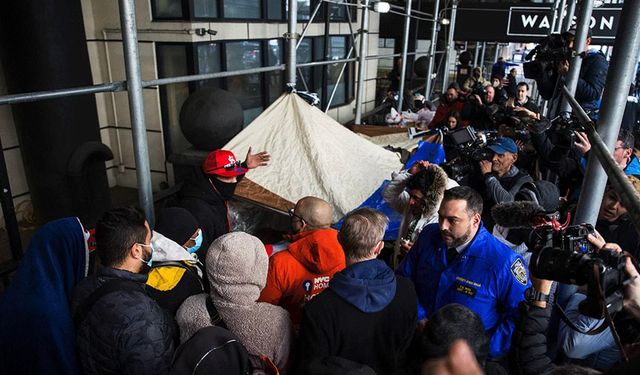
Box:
[296,208,417,374]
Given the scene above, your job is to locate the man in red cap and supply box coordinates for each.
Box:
[177,147,270,258]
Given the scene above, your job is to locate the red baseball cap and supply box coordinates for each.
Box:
[202,149,248,177]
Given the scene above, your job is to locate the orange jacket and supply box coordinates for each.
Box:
[258,228,346,328]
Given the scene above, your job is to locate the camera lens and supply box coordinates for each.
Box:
[530,247,591,285]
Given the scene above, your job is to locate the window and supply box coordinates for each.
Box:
[296,35,355,108]
[151,0,354,21]
[226,41,264,123]
[157,37,353,155]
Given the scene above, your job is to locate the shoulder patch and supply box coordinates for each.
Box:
[510,258,528,286]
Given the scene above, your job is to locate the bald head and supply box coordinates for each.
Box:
[295,196,333,230]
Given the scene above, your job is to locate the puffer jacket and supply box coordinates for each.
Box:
[509,301,553,375]
[71,267,174,375]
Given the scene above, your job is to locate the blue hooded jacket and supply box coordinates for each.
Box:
[0,218,87,375]
[329,259,396,313]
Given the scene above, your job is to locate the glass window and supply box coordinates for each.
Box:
[152,0,184,18]
[194,0,217,17]
[297,39,313,91]
[196,43,222,89]
[266,39,284,103]
[224,0,260,18]
[267,0,282,19]
[225,41,264,124]
[156,44,192,155]
[326,36,348,106]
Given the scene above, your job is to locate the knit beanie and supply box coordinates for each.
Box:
[206,232,268,305]
[155,207,199,246]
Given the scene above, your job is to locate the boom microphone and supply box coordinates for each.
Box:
[491,201,547,228]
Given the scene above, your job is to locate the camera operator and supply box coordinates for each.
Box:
[478,137,534,230]
[461,84,501,130]
[510,237,640,375]
[428,85,467,129]
[541,28,608,119]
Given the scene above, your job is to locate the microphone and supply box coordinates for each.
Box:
[491,201,547,228]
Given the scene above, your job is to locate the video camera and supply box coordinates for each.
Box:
[442,127,496,183]
[523,33,574,84]
[549,111,585,149]
[520,209,628,319]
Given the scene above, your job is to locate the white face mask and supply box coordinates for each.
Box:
[135,243,155,267]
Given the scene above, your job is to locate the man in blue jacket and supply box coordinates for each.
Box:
[398,186,530,359]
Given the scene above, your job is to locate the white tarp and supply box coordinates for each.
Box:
[224,93,403,219]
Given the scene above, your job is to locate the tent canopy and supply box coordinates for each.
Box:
[225,93,403,220]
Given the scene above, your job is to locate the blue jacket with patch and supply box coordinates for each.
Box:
[397,223,530,359]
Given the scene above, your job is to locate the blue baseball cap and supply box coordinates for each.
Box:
[488,137,518,154]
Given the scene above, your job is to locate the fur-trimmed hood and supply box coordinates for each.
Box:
[420,164,450,219]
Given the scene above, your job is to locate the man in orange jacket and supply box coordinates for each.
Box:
[258,196,346,330]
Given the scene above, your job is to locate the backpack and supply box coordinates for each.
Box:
[204,296,280,375]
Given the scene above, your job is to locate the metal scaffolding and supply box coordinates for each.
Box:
[6,0,635,266]
[574,0,640,226]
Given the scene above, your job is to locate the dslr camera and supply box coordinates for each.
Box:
[528,221,628,319]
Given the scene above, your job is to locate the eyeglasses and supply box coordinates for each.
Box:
[288,208,306,224]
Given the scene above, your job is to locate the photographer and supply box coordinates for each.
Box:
[539,29,608,119]
[461,84,501,130]
[510,237,640,375]
[478,137,533,230]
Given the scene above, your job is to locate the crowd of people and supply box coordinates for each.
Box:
[3,29,640,375]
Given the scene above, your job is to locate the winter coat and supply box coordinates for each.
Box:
[509,301,553,375]
[176,232,293,372]
[0,218,88,375]
[382,167,457,268]
[296,259,417,375]
[258,228,346,327]
[147,231,205,315]
[427,98,466,129]
[176,175,231,255]
[71,267,175,375]
[398,224,530,359]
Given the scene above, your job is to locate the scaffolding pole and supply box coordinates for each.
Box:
[560,0,595,113]
[397,0,413,112]
[564,0,577,32]
[574,0,640,226]
[425,0,441,98]
[557,0,568,32]
[354,0,370,124]
[287,0,298,87]
[479,42,486,70]
[441,0,458,92]
[118,0,155,226]
[473,41,480,67]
